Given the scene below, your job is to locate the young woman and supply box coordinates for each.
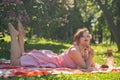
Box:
[8,20,95,69]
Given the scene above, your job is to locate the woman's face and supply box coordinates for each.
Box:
[79,31,91,47]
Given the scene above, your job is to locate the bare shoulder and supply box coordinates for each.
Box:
[70,47,78,52]
[69,45,80,54]
[68,45,82,60]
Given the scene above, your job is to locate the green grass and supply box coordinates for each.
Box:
[0,36,120,80]
[0,73,120,80]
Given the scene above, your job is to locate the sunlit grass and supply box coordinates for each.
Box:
[2,34,11,42]
[92,44,120,67]
[26,37,71,47]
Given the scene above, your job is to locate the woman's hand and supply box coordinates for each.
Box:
[83,45,94,61]
[87,47,94,57]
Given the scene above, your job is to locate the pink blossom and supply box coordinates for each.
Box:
[2,0,10,6]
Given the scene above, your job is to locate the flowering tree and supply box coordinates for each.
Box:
[0,0,30,37]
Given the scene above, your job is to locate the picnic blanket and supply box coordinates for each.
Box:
[0,58,120,78]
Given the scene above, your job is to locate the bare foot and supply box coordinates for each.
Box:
[17,19,26,37]
[8,23,19,37]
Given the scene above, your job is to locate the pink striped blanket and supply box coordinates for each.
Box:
[0,58,120,78]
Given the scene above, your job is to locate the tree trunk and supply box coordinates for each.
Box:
[98,27,103,43]
[36,19,41,37]
[96,0,120,51]
[110,31,115,44]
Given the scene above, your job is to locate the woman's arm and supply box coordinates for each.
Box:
[85,47,95,67]
[68,47,87,68]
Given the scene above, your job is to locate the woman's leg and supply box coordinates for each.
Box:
[8,23,21,65]
[17,20,26,55]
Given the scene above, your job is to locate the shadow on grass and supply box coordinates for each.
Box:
[25,43,68,54]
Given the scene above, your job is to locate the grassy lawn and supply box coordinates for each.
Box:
[0,36,120,80]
